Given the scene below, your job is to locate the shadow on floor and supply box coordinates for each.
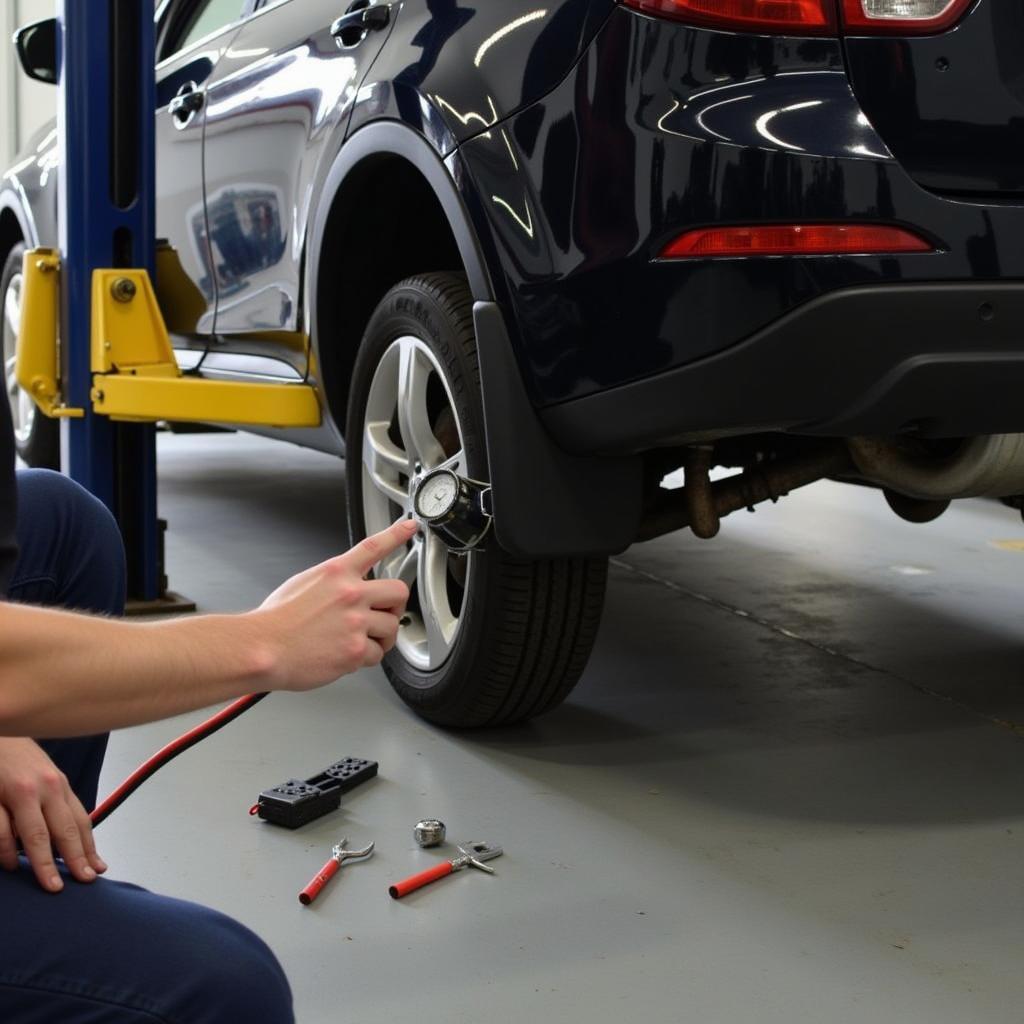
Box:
[159,434,1024,834]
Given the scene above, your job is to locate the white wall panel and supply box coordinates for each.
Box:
[14,1,57,152]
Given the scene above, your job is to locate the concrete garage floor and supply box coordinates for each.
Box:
[95,432,1024,1024]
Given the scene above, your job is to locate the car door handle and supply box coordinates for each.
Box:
[168,84,204,123]
[331,3,390,47]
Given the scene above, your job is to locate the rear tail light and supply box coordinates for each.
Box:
[624,0,974,33]
[660,224,935,258]
[841,0,974,33]
[621,0,835,35]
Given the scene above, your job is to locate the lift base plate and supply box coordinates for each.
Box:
[125,590,197,617]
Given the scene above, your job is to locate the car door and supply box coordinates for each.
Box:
[199,0,396,380]
[153,0,248,347]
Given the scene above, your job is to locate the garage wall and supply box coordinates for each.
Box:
[0,1,57,171]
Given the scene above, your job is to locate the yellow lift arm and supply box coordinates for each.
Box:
[14,249,82,419]
[15,248,321,429]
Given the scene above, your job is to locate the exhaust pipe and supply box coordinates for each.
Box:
[639,446,853,542]
[847,434,1024,500]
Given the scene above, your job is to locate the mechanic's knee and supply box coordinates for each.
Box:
[184,907,294,1022]
[17,467,79,508]
[15,468,126,614]
[41,470,122,557]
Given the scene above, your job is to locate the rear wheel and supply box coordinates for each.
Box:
[2,243,59,469]
[345,273,607,727]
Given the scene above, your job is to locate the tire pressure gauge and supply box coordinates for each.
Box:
[413,468,492,552]
[416,470,460,520]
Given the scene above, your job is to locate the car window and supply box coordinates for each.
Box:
[166,0,244,56]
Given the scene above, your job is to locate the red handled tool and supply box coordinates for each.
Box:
[389,840,503,899]
[299,838,374,906]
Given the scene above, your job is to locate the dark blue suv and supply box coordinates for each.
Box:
[3,0,1023,726]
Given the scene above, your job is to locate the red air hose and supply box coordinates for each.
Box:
[89,692,268,827]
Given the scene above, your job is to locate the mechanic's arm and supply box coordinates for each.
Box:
[0,518,416,738]
[0,518,414,894]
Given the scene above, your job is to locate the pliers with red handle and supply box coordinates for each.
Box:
[299,838,374,905]
[388,840,503,899]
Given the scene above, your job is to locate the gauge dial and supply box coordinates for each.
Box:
[415,470,459,521]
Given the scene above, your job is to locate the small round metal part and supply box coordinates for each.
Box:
[413,819,446,847]
[111,277,137,303]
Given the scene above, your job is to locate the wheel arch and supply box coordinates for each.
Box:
[307,122,495,440]
[0,195,34,263]
[307,121,644,557]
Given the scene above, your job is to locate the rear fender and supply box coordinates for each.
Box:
[308,122,641,557]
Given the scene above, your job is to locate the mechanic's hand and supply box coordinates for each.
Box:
[257,518,416,690]
[0,737,107,893]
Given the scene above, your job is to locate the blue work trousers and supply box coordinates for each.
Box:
[0,469,294,1023]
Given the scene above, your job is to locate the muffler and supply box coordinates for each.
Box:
[847,434,1024,500]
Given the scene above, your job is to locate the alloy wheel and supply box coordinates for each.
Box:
[360,334,472,673]
[2,271,35,444]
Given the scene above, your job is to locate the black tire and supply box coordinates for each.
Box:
[345,273,608,727]
[1,243,59,469]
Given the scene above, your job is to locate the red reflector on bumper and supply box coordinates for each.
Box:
[660,224,935,258]
[623,0,836,34]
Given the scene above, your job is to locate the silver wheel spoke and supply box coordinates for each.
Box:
[397,337,444,470]
[3,275,31,439]
[18,389,33,425]
[363,422,409,510]
[368,472,407,509]
[365,421,410,474]
[418,532,456,658]
[436,449,466,478]
[378,536,419,586]
[395,539,420,588]
[3,279,20,339]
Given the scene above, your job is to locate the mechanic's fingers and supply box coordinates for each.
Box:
[362,637,385,667]
[343,520,418,577]
[43,795,95,885]
[0,805,17,872]
[67,791,106,875]
[366,610,402,653]
[362,578,410,613]
[14,805,63,892]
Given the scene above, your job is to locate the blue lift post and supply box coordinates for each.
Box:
[57,0,164,606]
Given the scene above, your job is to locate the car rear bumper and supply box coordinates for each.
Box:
[458,5,1024,424]
[541,281,1024,454]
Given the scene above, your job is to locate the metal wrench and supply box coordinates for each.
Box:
[388,840,503,899]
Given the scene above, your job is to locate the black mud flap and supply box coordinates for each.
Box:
[474,301,642,558]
